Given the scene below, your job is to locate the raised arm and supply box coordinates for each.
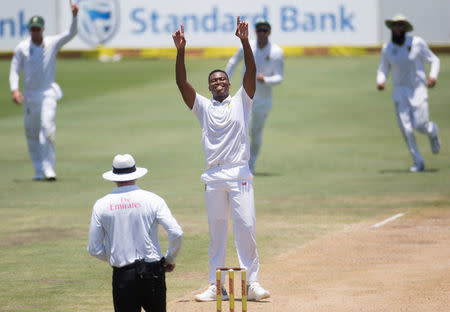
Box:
[172,25,196,109]
[55,3,78,50]
[235,17,256,99]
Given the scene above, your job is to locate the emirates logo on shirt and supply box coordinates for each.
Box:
[110,197,142,211]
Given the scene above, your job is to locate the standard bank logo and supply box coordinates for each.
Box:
[78,0,120,46]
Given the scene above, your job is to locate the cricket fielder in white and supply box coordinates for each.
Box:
[173,17,270,302]
[377,14,440,172]
[226,19,284,174]
[9,3,78,181]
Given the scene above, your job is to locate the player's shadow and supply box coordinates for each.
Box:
[12,177,81,183]
[253,172,281,177]
[379,168,439,174]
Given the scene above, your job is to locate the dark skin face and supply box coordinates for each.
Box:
[256,26,270,49]
[30,27,44,45]
[208,72,231,102]
[391,22,406,35]
[391,22,407,45]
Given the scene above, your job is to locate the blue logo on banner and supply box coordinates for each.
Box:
[78,0,120,46]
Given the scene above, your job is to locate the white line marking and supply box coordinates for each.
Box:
[370,213,406,228]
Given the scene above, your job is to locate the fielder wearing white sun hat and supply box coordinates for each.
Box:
[102,154,148,182]
[385,14,413,32]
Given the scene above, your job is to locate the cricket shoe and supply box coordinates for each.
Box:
[194,284,229,302]
[44,168,57,181]
[409,163,425,172]
[247,282,270,301]
[430,135,440,154]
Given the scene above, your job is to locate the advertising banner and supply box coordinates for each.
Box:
[67,0,379,49]
[0,0,57,51]
[0,0,379,51]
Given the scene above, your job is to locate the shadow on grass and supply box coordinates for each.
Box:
[253,172,282,177]
[12,177,83,183]
[379,168,439,174]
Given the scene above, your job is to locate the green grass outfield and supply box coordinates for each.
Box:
[0,55,449,311]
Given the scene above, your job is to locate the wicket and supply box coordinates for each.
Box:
[216,267,247,312]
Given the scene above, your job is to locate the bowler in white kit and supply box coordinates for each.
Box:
[226,19,284,174]
[9,3,78,180]
[172,17,270,302]
[377,15,441,172]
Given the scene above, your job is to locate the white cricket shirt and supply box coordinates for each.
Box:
[88,185,183,267]
[192,86,253,183]
[377,35,440,105]
[226,40,284,101]
[9,17,78,98]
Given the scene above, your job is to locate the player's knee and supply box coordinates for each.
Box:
[42,125,56,142]
[25,129,38,139]
[234,217,255,230]
[402,123,414,135]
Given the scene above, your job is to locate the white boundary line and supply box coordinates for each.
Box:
[370,213,406,228]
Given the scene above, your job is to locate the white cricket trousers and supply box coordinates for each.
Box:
[204,179,259,283]
[23,95,57,178]
[393,87,438,166]
[249,97,273,173]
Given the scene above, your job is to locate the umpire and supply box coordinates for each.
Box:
[88,154,183,312]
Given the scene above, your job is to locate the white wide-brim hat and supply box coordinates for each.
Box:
[385,14,413,32]
[102,154,148,182]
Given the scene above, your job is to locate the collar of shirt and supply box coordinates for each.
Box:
[211,95,231,106]
[257,41,271,52]
[111,184,140,194]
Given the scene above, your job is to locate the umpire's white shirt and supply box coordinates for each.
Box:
[377,35,440,106]
[192,86,253,183]
[9,17,78,100]
[88,185,183,267]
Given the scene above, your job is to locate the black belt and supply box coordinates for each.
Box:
[113,258,164,273]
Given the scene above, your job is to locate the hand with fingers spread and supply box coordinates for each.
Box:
[172,25,186,50]
[235,16,249,40]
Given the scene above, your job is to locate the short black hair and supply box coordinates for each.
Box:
[208,69,229,83]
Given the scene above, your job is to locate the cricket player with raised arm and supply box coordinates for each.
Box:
[172,17,270,302]
[226,19,284,174]
[9,2,78,181]
[377,14,441,172]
